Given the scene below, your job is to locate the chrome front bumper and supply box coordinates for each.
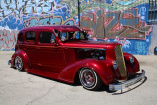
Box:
[109,70,145,91]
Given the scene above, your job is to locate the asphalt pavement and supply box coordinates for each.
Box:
[0,51,157,105]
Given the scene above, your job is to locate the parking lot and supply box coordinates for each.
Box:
[0,51,157,105]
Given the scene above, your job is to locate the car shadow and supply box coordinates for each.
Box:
[27,72,147,94]
[27,72,81,86]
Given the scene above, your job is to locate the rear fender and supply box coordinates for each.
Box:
[11,50,31,70]
[58,59,114,85]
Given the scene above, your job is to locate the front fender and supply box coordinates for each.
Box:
[58,59,114,85]
[11,50,31,70]
[123,52,140,73]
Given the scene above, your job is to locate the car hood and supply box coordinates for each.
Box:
[61,40,120,49]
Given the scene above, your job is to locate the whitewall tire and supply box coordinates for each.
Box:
[15,56,24,71]
[79,68,102,90]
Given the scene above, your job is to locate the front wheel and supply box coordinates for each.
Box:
[79,68,102,90]
[15,56,24,71]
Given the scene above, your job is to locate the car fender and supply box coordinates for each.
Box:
[58,59,114,85]
[123,52,140,73]
[11,50,31,70]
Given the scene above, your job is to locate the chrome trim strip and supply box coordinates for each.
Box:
[109,70,145,91]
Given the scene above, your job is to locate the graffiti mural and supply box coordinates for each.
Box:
[23,15,75,27]
[0,0,154,55]
[80,8,152,40]
[0,0,55,19]
[0,27,19,50]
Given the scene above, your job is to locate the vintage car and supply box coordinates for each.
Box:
[8,25,145,91]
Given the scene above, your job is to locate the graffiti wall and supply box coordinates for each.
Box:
[0,0,154,54]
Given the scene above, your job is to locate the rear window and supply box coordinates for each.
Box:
[18,33,23,42]
[25,32,35,42]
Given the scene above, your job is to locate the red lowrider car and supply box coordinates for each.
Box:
[8,25,145,91]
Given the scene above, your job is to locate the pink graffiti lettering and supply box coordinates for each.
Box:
[0,29,19,50]
[80,8,153,40]
[110,23,123,31]
[122,13,135,19]
[115,38,130,46]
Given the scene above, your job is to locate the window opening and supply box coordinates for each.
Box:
[39,32,56,43]
[25,32,35,42]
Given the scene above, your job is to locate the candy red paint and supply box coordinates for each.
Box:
[10,25,141,89]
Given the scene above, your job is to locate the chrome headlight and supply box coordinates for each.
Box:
[130,55,134,64]
[113,60,117,70]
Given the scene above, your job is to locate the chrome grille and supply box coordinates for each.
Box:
[115,45,127,77]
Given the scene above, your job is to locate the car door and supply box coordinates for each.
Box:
[36,30,65,73]
[23,31,39,69]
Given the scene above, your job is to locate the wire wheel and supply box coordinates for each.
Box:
[15,56,24,71]
[79,68,102,90]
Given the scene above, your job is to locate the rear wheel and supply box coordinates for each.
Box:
[15,56,24,71]
[79,68,102,90]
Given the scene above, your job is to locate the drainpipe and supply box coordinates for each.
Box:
[78,0,80,26]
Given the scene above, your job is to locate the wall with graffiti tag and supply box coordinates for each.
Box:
[0,0,155,55]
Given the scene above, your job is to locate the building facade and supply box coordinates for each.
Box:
[0,0,156,55]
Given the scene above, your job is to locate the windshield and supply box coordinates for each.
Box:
[56,31,87,42]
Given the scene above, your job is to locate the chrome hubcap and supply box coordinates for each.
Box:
[81,69,95,87]
[15,57,23,70]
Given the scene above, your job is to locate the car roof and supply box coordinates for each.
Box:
[20,25,81,32]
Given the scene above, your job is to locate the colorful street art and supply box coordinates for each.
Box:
[0,26,19,51]
[23,15,75,27]
[0,0,154,55]
[80,8,152,40]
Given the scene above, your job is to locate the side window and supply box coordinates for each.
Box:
[75,32,79,39]
[39,32,56,43]
[80,32,85,39]
[25,32,35,42]
[18,33,23,42]
[60,32,67,41]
